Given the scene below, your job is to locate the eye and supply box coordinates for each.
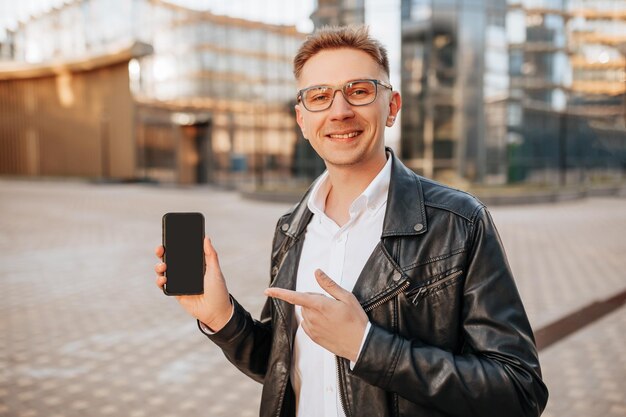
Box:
[351,88,369,96]
[306,88,332,102]
[309,94,331,103]
[346,82,375,98]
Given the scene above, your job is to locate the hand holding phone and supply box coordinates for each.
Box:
[155,213,233,332]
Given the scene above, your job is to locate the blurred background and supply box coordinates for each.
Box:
[0,1,625,417]
[0,0,624,192]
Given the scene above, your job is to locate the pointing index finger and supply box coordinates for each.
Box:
[264,288,321,309]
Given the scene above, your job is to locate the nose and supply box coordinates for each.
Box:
[328,90,355,121]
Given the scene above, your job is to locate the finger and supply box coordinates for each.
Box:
[204,237,220,266]
[299,317,314,340]
[300,306,319,328]
[315,269,350,301]
[264,288,319,308]
[154,262,166,275]
[156,275,166,289]
[155,245,164,259]
[301,306,310,323]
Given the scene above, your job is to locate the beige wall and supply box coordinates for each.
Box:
[0,61,136,179]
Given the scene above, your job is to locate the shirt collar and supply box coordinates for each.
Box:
[307,170,330,218]
[307,154,392,218]
[359,154,392,213]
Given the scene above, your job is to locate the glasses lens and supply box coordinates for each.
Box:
[302,86,334,111]
[301,80,378,111]
[344,80,377,106]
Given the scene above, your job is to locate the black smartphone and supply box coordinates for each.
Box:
[162,212,205,295]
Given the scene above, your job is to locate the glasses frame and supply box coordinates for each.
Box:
[296,79,393,112]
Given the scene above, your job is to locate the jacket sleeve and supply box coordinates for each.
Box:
[199,296,273,384]
[197,213,293,384]
[351,207,549,417]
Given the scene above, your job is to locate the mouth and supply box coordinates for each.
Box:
[326,130,363,140]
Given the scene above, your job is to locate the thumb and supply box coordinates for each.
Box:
[315,269,349,301]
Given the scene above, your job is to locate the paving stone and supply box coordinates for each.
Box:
[1,179,625,416]
[539,306,626,416]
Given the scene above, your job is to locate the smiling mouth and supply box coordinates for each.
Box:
[327,131,362,139]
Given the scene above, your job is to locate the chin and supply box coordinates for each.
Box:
[324,153,368,168]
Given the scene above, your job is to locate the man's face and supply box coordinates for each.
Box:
[295,48,401,170]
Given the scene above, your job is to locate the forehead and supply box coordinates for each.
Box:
[297,48,384,88]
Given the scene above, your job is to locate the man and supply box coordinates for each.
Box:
[154,25,548,417]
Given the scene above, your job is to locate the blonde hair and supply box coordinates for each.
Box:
[293,25,390,80]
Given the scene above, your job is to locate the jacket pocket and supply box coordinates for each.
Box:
[404,268,464,306]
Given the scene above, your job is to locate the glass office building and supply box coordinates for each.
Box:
[506,1,572,184]
[506,0,625,185]
[567,0,626,182]
[400,0,510,185]
[4,0,624,185]
[313,0,625,186]
[7,0,306,185]
[402,0,625,185]
[312,0,366,26]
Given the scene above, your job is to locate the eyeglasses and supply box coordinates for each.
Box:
[297,79,392,112]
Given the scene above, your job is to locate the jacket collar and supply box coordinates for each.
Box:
[280,147,427,240]
[381,147,428,237]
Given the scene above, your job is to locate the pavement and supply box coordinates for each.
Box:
[0,178,625,417]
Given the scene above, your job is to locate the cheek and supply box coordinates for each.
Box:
[364,108,386,130]
[302,117,322,139]
[299,122,310,140]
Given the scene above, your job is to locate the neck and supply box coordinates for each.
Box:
[323,151,387,226]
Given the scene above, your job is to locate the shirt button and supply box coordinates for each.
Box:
[413,223,424,232]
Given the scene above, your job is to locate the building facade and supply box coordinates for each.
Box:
[506,0,625,185]
[404,0,626,185]
[3,0,306,185]
[400,0,509,185]
[0,43,151,179]
[311,0,366,26]
[567,1,626,181]
[312,0,625,186]
[3,0,624,186]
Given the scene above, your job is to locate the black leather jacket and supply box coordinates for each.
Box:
[202,151,548,417]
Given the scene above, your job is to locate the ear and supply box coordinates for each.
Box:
[295,104,308,140]
[386,91,402,127]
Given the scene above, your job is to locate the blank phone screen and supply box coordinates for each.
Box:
[162,212,204,295]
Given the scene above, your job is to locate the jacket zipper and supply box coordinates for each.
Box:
[334,270,464,414]
[335,278,410,417]
[336,356,350,417]
[407,269,463,305]
[363,279,411,312]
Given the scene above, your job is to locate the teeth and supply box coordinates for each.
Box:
[329,132,359,139]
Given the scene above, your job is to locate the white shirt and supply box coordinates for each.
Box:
[292,156,392,417]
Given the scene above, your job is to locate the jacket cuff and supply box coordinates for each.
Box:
[196,296,252,347]
[351,323,406,389]
[198,297,235,335]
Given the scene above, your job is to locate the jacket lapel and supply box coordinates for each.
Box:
[381,148,428,238]
[352,150,429,304]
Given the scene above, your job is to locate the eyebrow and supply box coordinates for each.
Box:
[301,78,379,89]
